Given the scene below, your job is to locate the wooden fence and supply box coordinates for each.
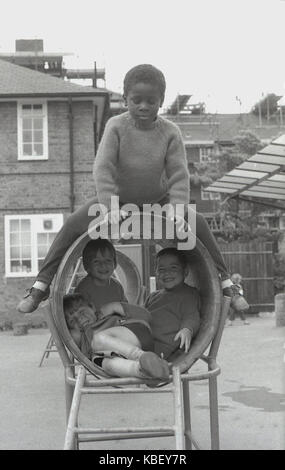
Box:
[219,241,274,312]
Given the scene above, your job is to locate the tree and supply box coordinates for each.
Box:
[191,130,264,189]
[252,93,282,118]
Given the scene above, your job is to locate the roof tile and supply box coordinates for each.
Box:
[0,59,106,97]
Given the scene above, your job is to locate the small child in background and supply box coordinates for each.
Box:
[228,273,250,326]
[63,238,170,381]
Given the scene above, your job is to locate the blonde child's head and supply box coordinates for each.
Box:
[63,293,90,329]
[231,273,242,284]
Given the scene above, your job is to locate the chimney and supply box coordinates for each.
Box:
[15,39,44,52]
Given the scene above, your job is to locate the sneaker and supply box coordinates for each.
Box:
[227,321,233,326]
[243,321,250,325]
[139,351,170,381]
[17,287,50,313]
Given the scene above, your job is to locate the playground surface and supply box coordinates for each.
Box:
[0,314,284,450]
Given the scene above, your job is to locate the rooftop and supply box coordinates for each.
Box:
[0,59,107,98]
[165,113,285,145]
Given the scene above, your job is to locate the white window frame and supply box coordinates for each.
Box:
[5,214,63,277]
[17,100,49,160]
[199,147,213,163]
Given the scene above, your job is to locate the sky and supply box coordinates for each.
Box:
[1,0,285,113]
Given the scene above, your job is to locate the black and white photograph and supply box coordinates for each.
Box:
[0,0,285,453]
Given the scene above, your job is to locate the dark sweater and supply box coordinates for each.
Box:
[145,283,200,359]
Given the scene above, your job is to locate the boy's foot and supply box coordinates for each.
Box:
[243,321,250,325]
[139,351,170,381]
[227,321,233,326]
[17,287,50,313]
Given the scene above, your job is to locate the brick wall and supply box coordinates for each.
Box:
[186,146,220,213]
[0,99,96,321]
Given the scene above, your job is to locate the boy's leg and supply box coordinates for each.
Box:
[92,327,144,360]
[239,310,250,324]
[93,327,169,380]
[228,307,235,325]
[185,208,236,295]
[36,196,100,286]
[17,197,100,312]
[100,357,150,379]
[193,211,229,281]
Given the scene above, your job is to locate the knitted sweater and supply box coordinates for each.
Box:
[145,283,200,359]
[75,276,127,309]
[93,112,190,210]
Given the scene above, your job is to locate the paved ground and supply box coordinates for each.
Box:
[0,314,284,450]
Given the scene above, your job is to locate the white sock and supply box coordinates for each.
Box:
[33,281,48,292]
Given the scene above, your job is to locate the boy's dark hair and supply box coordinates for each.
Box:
[155,247,188,270]
[82,238,117,272]
[123,64,166,102]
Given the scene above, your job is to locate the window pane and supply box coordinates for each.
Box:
[22,118,32,129]
[49,233,56,244]
[10,232,20,245]
[21,232,31,244]
[23,144,32,156]
[38,233,47,244]
[20,219,31,231]
[34,118,43,129]
[34,130,43,142]
[22,105,32,115]
[32,104,43,113]
[11,246,20,258]
[38,245,48,257]
[34,144,43,156]
[11,260,21,272]
[22,260,32,272]
[10,219,19,231]
[22,245,31,258]
[23,131,32,143]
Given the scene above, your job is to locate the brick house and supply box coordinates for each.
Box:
[0,59,109,321]
[165,111,285,231]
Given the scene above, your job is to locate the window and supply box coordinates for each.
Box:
[5,214,63,277]
[199,147,213,163]
[17,101,48,160]
[201,190,221,201]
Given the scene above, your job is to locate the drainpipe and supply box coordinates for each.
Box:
[94,104,98,155]
[68,97,75,213]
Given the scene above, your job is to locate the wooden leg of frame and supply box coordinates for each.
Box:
[172,367,185,450]
[209,375,220,450]
[182,380,192,450]
[64,365,86,450]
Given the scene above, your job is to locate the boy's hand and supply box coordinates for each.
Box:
[174,328,192,353]
[105,209,129,225]
[165,206,190,232]
[174,215,190,232]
